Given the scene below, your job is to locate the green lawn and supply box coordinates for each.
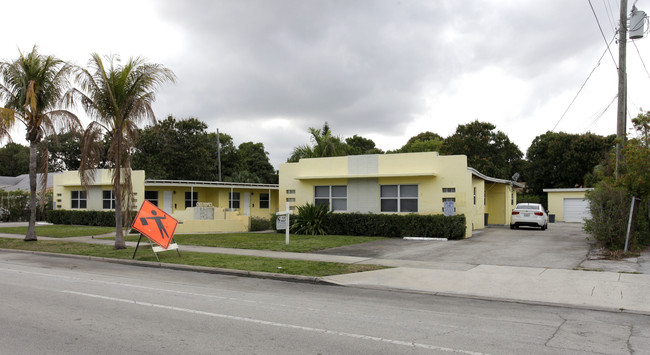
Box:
[123,233,387,253]
[0,225,116,238]
[0,239,386,277]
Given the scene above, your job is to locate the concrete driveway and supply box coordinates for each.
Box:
[317,223,592,270]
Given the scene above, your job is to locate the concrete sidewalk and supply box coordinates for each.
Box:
[1,231,649,315]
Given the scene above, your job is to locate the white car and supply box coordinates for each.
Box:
[510,203,548,230]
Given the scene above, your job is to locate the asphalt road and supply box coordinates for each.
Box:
[317,223,594,269]
[1,251,648,354]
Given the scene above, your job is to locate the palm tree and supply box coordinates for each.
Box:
[0,46,80,241]
[66,53,175,249]
[287,122,348,162]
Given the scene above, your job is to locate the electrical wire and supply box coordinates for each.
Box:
[602,0,617,32]
[588,0,619,69]
[584,94,618,131]
[632,39,650,81]
[551,34,617,132]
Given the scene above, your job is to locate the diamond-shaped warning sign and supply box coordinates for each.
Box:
[131,200,178,249]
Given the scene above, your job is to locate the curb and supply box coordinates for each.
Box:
[0,247,335,286]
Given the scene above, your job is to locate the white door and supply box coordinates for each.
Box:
[163,191,173,214]
[243,192,251,216]
[563,198,590,222]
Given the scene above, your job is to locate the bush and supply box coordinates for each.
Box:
[250,217,270,231]
[291,203,330,235]
[325,212,466,239]
[0,189,52,222]
[46,210,135,227]
[584,182,634,250]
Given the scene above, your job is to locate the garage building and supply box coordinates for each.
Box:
[544,188,593,223]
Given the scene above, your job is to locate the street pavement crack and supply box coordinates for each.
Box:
[545,317,567,348]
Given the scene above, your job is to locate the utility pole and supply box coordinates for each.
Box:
[217,128,222,182]
[616,0,628,179]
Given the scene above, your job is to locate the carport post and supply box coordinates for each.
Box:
[624,197,641,253]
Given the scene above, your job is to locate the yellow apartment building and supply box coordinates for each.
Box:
[279,152,521,238]
[53,170,279,233]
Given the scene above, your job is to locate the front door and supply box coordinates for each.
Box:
[163,191,173,214]
[244,192,251,216]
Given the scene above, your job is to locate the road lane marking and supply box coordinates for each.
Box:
[62,290,490,355]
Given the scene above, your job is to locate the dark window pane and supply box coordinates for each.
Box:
[315,199,329,208]
[314,186,329,198]
[381,199,398,212]
[332,199,346,211]
[400,199,418,212]
[381,185,397,197]
[400,185,418,197]
[80,200,87,209]
[331,186,346,197]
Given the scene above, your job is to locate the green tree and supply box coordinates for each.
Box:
[440,121,523,179]
[389,131,443,153]
[288,122,348,162]
[67,53,175,249]
[44,131,83,171]
[236,141,277,183]
[345,135,383,155]
[0,46,80,241]
[132,116,237,181]
[525,131,615,196]
[0,143,29,176]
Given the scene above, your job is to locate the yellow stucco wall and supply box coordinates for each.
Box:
[545,189,589,222]
[53,170,279,233]
[485,183,515,225]
[278,152,517,238]
[53,170,145,211]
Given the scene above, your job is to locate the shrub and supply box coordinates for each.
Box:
[46,210,135,227]
[584,182,633,250]
[0,189,52,222]
[250,217,270,231]
[325,213,466,240]
[291,203,330,235]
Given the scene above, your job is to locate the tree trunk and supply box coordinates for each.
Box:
[24,139,38,241]
[114,167,126,249]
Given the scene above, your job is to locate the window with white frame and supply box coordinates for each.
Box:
[380,184,418,212]
[229,192,240,209]
[145,191,159,206]
[71,190,87,209]
[442,187,456,193]
[102,190,116,209]
[473,187,477,205]
[259,193,270,209]
[185,191,198,208]
[314,185,347,211]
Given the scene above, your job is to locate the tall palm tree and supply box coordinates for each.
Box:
[66,53,175,249]
[287,122,348,162]
[0,46,80,241]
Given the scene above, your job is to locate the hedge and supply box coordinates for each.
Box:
[324,213,466,240]
[272,211,466,240]
[46,210,135,227]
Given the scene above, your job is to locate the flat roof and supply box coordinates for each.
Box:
[145,179,279,190]
[543,188,593,192]
[296,172,436,180]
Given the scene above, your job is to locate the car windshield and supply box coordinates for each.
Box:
[515,203,541,210]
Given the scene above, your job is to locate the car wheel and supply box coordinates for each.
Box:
[510,224,514,230]
[541,224,547,231]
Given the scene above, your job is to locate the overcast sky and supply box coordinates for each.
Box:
[2,0,650,169]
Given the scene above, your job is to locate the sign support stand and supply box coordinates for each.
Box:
[276,202,292,245]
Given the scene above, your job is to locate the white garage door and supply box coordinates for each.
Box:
[563,198,591,222]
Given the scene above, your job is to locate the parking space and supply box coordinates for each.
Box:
[317,223,592,270]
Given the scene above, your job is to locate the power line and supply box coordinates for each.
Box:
[632,39,650,81]
[588,0,619,68]
[551,34,617,132]
[602,0,617,32]
[584,94,618,131]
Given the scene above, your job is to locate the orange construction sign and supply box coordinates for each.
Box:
[131,200,178,249]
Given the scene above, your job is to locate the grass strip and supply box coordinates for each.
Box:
[0,239,386,277]
[118,233,387,253]
[0,225,115,238]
